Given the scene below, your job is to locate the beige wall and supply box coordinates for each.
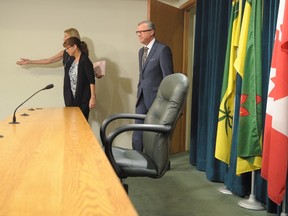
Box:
[0,0,147,147]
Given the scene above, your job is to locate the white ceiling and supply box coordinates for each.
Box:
[158,0,190,8]
[130,0,190,8]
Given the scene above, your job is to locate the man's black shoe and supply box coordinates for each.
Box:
[167,161,171,170]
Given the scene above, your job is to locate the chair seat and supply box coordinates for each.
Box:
[113,147,158,177]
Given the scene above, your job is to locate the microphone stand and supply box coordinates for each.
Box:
[9,84,54,124]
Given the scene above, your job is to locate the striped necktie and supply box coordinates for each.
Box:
[142,47,149,67]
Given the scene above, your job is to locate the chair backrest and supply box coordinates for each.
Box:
[143,73,189,176]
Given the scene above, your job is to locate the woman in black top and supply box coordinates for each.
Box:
[16,28,96,120]
[63,37,96,120]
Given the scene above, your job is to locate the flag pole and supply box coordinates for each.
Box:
[238,171,265,210]
[218,186,232,195]
[280,196,287,216]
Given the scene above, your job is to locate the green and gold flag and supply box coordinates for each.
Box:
[234,0,262,175]
[215,0,242,164]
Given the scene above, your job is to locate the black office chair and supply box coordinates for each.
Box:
[100,73,189,192]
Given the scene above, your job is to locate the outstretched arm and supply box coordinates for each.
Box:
[16,50,64,65]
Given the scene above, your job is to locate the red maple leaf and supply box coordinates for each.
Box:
[269,25,288,100]
[282,41,288,54]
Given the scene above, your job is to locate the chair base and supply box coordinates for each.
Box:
[123,183,129,193]
[121,179,129,193]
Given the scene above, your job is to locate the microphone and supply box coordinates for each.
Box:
[9,84,54,124]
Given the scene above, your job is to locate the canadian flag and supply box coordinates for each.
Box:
[261,0,288,205]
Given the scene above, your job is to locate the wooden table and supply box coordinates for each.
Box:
[0,107,138,216]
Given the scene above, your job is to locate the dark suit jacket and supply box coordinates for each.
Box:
[136,40,174,109]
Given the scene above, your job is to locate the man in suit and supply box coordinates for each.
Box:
[132,20,174,151]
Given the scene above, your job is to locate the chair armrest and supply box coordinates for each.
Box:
[107,124,171,143]
[104,123,172,176]
[100,113,146,147]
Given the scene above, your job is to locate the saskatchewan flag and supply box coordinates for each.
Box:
[215,0,242,164]
[234,0,262,175]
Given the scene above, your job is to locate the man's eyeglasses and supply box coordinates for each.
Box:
[136,29,152,35]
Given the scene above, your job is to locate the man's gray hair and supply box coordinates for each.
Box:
[138,20,155,31]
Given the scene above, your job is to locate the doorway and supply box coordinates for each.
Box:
[148,0,197,153]
[183,4,196,150]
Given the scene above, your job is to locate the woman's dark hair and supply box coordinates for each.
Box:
[63,37,89,56]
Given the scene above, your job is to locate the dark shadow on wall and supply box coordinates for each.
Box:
[83,37,97,63]
[71,37,134,131]
[89,58,134,127]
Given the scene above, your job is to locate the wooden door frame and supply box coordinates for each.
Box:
[147,0,196,153]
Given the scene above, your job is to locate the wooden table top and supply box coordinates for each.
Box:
[0,107,138,216]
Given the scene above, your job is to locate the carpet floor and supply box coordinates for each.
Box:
[126,151,275,216]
